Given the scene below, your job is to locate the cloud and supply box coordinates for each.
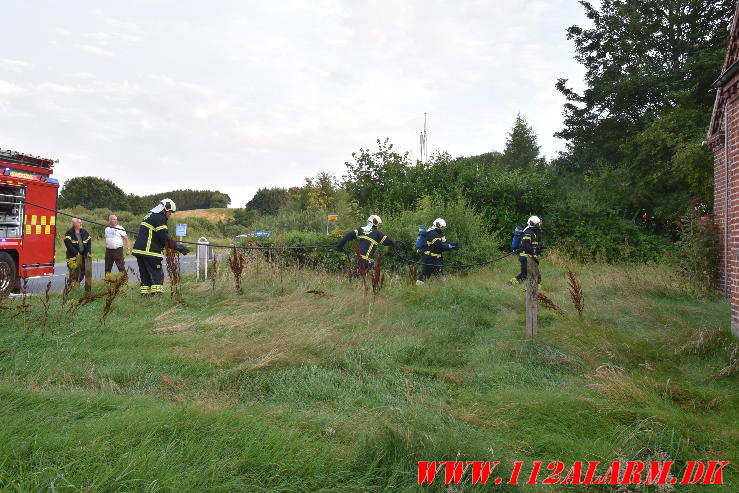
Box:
[0,0,587,207]
[0,80,26,97]
[35,82,80,94]
[0,58,31,73]
[78,44,114,57]
[95,10,145,38]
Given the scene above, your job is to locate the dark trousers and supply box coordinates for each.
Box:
[135,255,164,295]
[418,261,442,281]
[516,255,541,283]
[105,247,126,274]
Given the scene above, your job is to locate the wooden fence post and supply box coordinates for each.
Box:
[525,256,538,338]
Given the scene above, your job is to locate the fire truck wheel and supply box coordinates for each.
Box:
[0,252,18,298]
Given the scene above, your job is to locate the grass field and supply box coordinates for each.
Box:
[174,208,235,223]
[0,252,737,491]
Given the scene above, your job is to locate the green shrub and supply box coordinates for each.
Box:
[546,178,670,263]
[228,198,499,272]
[673,203,720,296]
[459,166,554,238]
[174,216,222,240]
[384,197,499,270]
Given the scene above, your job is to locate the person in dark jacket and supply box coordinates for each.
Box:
[417,218,458,284]
[510,215,542,285]
[132,199,189,296]
[63,217,92,287]
[336,215,398,271]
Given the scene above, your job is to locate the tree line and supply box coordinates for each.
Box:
[58,177,231,213]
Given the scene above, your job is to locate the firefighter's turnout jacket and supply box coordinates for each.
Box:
[337,225,397,261]
[63,228,92,259]
[420,228,449,267]
[519,227,542,259]
[132,211,170,258]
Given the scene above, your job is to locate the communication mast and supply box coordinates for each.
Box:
[419,112,428,163]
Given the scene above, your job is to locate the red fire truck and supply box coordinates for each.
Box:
[0,148,59,296]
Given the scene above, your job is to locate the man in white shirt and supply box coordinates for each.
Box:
[104,214,131,276]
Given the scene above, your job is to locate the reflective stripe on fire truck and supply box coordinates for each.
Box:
[23,214,56,235]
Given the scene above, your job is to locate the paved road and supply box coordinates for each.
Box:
[23,255,199,294]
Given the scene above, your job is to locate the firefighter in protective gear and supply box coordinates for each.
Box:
[416,218,458,284]
[510,215,542,285]
[132,199,189,296]
[336,215,398,271]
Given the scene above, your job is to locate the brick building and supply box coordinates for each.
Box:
[709,5,739,337]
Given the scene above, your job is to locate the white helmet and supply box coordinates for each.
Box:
[151,198,176,214]
[432,218,446,231]
[367,214,382,227]
[527,215,541,228]
[160,198,177,212]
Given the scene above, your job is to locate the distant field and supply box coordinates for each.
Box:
[175,208,234,222]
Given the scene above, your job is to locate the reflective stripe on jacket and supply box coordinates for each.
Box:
[63,228,92,259]
[421,228,447,266]
[132,212,170,258]
[519,227,542,258]
[337,226,397,260]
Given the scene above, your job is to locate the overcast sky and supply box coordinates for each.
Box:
[0,0,587,208]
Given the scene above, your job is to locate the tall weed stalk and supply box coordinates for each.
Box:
[101,275,127,325]
[165,242,183,303]
[227,247,246,294]
[40,280,52,335]
[567,270,584,316]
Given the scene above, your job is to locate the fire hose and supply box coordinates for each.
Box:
[20,200,519,269]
